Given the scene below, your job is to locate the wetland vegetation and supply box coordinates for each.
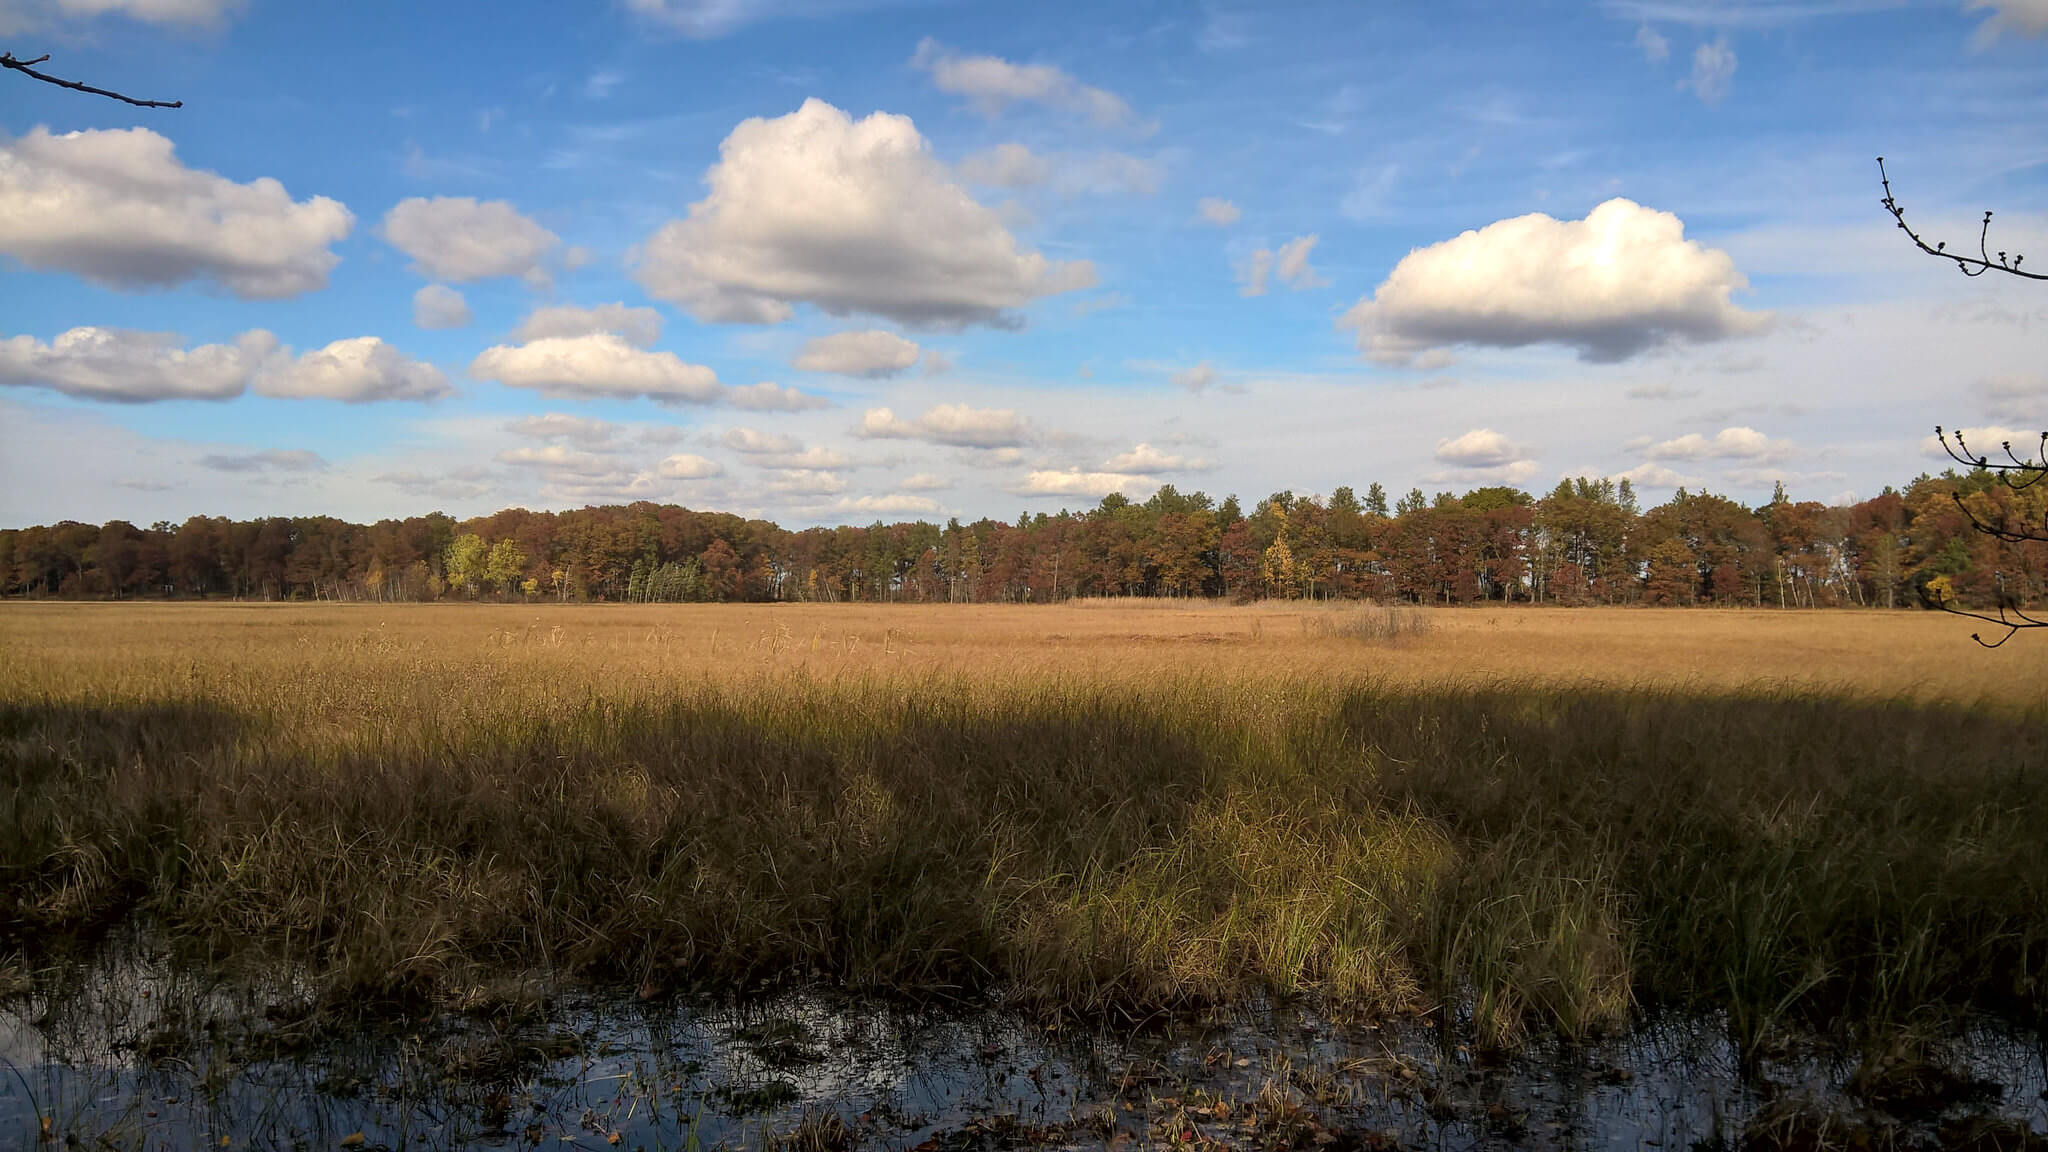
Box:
[4,602,2046,1148]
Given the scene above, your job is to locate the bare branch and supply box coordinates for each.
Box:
[2,51,182,109]
[1878,158,2042,281]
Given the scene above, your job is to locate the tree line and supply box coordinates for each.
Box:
[3,469,2043,611]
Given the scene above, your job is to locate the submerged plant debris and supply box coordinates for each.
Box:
[3,946,2046,1150]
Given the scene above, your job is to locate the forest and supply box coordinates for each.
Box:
[3,468,2043,610]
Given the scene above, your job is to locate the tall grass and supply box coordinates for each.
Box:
[2,604,2045,1054]
[1299,603,1432,642]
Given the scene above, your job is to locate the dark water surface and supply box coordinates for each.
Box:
[4,948,2045,1150]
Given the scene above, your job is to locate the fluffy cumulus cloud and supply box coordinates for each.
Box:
[1338,198,1766,365]
[764,469,847,496]
[793,329,922,377]
[1968,0,2048,37]
[1613,462,1692,490]
[1102,443,1206,472]
[1237,235,1324,296]
[511,302,663,348]
[723,427,803,455]
[729,381,831,411]
[382,197,558,285]
[469,333,721,405]
[856,403,1029,448]
[1644,425,1789,462]
[911,39,1135,127]
[900,472,951,491]
[657,453,724,479]
[255,337,451,403]
[836,493,942,516]
[200,449,324,473]
[412,285,472,330]
[635,99,1094,328]
[1197,197,1241,226]
[1687,38,1737,103]
[0,127,352,298]
[1434,428,1522,468]
[0,326,275,403]
[1019,469,1154,498]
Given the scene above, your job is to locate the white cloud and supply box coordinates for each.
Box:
[1172,361,1218,393]
[1237,249,1273,297]
[1644,425,1790,462]
[469,333,721,405]
[413,284,472,330]
[1197,197,1241,226]
[900,472,951,491]
[959,142,1052,188]
[1922,425,2041,463]
[856,403,1029,448]
[497,444,620,477]
[0,127,351,298]
[200,449,324,473]
[1273,234,1327,290]
[255,337,451,403]
[1237,234,1325,296]
[729,381,832,411]
[23,0,246,28]
[622,0,753,37]
[657,453,724,479]
[1018,469,1154,498]
[511,303,663,348]
[0,326,275,403]
[1634,23,1670,61]
[1060,151,1161,197]
[382,196,558,285]
[836,493,942,516]
[1434,427,1522,468]
[793,329,922,377]
[1967,0,2048,37]
[723,427,803,455]
[1338,198,1767,365]
[1976,375,2048,424]
[765,468,847,495]
[509,413,618,447]
[1686,38,1737,103]
[1612,462,1693,490]
[635,99,1094,329]
[910,38,1135,127]
[1102,443,1207,472]
[376,467,496,501]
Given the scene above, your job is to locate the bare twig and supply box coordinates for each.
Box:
[2,51,182,108]
[1932,579,2047,649]
[1879,158,2042,280]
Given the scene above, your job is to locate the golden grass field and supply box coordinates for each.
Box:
[4,599,2040,702]
[3,600,2045,1053]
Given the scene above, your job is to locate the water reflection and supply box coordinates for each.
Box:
[4,947,2045,1150]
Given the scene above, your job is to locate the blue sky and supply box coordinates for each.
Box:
[2,0,2045,528]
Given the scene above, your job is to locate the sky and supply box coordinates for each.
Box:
[2,0,2046,530]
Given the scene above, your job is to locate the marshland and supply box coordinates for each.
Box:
[4,601,2046,1148]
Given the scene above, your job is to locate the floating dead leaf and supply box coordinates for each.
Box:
[340,1136,366,1149]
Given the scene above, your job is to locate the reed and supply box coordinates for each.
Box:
[2,601,2043,1051]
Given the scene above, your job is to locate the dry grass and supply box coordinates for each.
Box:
[2,601,2044,1050]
